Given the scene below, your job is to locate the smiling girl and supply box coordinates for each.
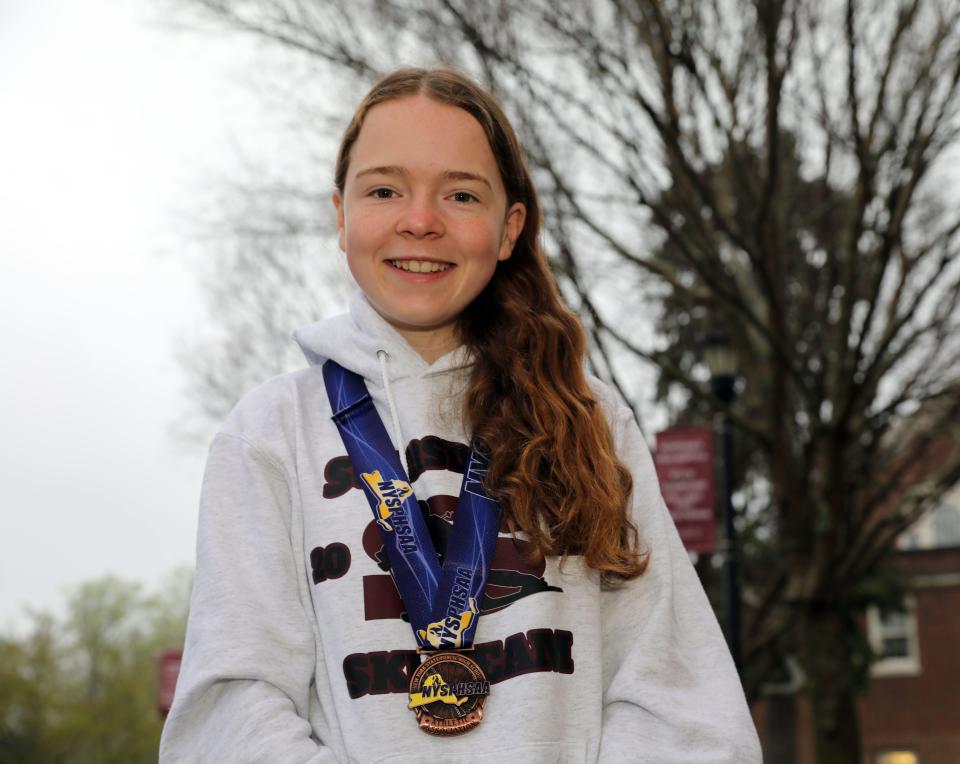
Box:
[160,68,760,763]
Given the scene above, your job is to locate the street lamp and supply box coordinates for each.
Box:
[704,331,742,675]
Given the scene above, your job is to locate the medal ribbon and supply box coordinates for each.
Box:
[322,360,501,651]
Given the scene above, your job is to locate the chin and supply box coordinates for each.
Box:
[383,306,457,331]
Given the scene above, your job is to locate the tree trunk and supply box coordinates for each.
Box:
[763,693,797,764]
[803,610,862,764]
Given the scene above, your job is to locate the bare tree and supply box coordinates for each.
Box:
[171,166,346,435]
[159,0,960,760]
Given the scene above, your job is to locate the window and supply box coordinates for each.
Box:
[876,751,918,764]
[867,596,921,677]
[899,486,960,549]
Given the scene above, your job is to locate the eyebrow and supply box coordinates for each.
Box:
[442,170,492,190]
[353,165,493,190]
[354,165,406,180]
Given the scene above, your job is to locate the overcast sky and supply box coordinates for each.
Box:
[5,0,959,638]
[0,0,283,631]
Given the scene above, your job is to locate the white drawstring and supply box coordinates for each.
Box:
[377,349,410,478]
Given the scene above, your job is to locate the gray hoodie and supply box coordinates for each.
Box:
[159,292,762,763]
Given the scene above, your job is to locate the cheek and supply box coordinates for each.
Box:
[344,249,373,283]
[342,209,390,251]
[340,215,373,258]
[460,221,506,261]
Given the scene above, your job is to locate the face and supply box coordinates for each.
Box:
[333,94,526,357]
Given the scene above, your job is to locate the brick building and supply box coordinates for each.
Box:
[857,486,960,764]
[860,544,960,763]
[754,488,960,764]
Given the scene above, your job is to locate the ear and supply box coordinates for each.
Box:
[498,202,526,262]
[332,190,346,252]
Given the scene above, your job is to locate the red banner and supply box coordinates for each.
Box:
[654,425,717,554]
[157,649,182,717]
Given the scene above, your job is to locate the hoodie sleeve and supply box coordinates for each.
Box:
[159,432,337,764]
[597,408,762,764]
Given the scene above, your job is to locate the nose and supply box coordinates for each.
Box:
[396,195,444,238]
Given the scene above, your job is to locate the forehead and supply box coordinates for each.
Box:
[348,94,504,189]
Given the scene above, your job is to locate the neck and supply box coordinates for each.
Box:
[396,326,460,364]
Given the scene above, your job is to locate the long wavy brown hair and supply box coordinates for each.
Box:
[335,68,647,580]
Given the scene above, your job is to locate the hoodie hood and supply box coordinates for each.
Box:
[293,291,473,384]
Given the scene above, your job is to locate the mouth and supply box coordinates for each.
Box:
[388,258,454,274]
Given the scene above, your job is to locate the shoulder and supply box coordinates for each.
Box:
[584,373,658,477]
[215,366,327,462]
[585,373,642,435]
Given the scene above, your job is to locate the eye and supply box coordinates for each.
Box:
[450,191,479,203]
[370,187,396,199]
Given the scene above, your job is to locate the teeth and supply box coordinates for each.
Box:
[391,260,451,273]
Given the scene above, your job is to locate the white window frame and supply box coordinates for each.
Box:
[867,595,921,677]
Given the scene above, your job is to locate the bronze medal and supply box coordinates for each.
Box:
[407,651,490,735]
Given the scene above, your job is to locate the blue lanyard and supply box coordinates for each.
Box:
[322,360,501,651]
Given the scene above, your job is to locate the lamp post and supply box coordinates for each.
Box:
[704,331,742,675]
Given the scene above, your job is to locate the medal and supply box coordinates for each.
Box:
[323,361,501,735]
[407,651,490,735]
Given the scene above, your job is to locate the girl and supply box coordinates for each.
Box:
[160,68,760,763]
